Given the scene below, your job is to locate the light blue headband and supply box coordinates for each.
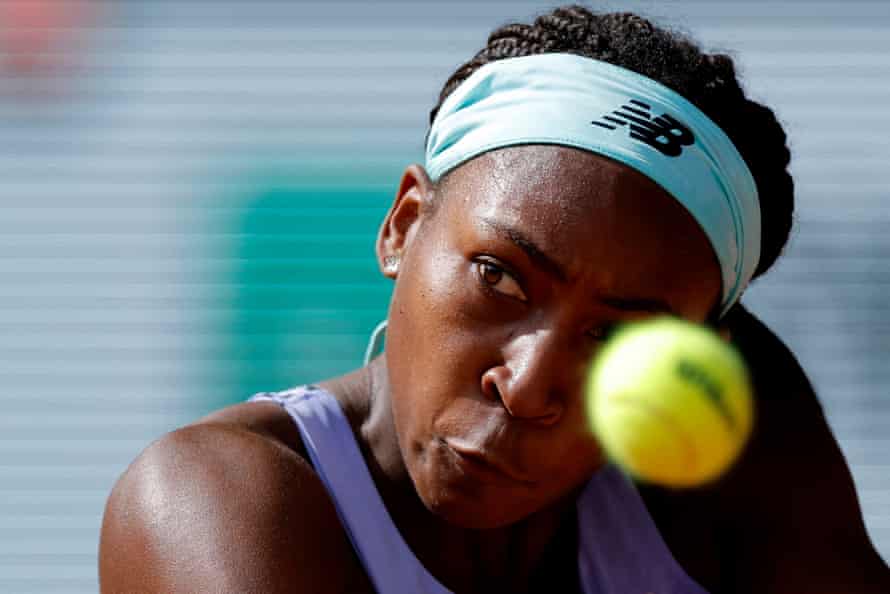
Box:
[425,53,761,317]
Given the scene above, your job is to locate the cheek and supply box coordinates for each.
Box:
[530,406,604,483]
[384,249,479,457]
[387,246,506,391]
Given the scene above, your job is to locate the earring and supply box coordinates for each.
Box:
[384,255,400,273]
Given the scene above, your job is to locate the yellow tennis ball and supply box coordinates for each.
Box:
[586,316,754,488]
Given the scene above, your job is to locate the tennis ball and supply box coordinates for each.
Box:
[586,316,754,488]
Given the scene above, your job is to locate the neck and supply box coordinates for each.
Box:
[322,356,575,593]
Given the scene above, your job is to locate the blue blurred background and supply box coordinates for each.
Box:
[1,0,888,591]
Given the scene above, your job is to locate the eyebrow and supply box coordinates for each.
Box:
[478,217,676,315]
[480,217,568,283]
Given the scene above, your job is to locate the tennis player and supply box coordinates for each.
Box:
[100,6,890,593]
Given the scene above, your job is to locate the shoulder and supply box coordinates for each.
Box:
[722,304,832,465]
[715,305,890,592]
[99,403,371,593]
[725,303,814,395]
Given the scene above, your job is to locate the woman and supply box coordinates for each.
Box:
[99,6,889,593]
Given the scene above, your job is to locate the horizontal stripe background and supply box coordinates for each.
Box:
[1,1,888,591]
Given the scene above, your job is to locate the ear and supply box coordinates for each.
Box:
[376,164,436,279]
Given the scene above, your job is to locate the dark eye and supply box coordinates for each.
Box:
[475,260,527,302]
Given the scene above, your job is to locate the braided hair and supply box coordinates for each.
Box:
[429,5,794,280]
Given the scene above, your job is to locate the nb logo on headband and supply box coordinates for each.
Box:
[592,100,695,157]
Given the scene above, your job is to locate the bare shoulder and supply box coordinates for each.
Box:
[718,305,890,592]
[99,405,372,594]
[646,306,888,592]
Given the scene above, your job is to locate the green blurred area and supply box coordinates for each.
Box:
[219,183,394,407]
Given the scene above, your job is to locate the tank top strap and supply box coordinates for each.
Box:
[249,386,452,594]
[251,385,708,594]
[576,465,710,594]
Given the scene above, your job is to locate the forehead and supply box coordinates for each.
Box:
[434,145,722,313]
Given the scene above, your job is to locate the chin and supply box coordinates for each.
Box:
[404,434,575,529]
[411,445,544,529]
[422,485,536,529]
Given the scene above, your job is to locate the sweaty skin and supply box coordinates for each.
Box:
[376,146,721,532]
[99,146,890,594]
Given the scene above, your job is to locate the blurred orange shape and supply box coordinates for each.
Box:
[0,0,96,74]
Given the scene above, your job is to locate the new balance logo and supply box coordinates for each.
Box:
[591,99,694,157]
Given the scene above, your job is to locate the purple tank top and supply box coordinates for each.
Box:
[250,385,709,594]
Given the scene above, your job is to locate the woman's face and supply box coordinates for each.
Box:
[380,145,722,529]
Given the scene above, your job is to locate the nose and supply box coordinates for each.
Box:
[480,328,581,424]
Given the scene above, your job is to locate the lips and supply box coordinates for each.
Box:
[443,438,537,486]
